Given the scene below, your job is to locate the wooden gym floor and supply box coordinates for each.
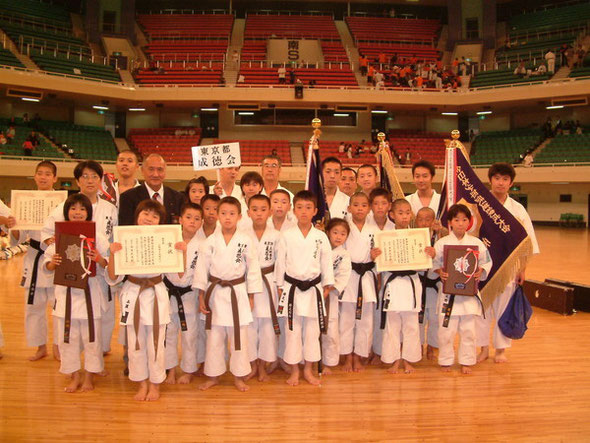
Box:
[0,226,589,441]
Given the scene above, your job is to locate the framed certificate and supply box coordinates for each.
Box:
[113,224,183,275]
[10,190,68,230]
[375,228,432,272]
[442,245,479,296]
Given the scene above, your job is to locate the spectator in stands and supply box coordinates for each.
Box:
[555,117,563,136]
[289,68,296,85]
[22,138,33,156]
[237,74,245,83]
[278,66,286,84]
[523,152,534,168]
[559,43,571,67]
[27,132,40,148]
[378,52,387,66]
[405,148,411,164]
[23,113,29,125]
[390,53,398,66]
[514,62,527,78]
[232,50,239,65]
[271,149,278,156]
[118,153,184,225]
[566,45,575,68]
[367,65,375,85]
[374,70,384,87]
[0,132,6,145]
[543,117,553,138]
[338,142,345,154]
[531,63,547,76]
[545,50,556,73]
[452,58,459,75]
[359,54,368,76]
[576,46,586,68]
[576,121,583,134]
[6,125,15,142]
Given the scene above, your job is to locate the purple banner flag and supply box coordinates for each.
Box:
[305,140,328,224]
[438,146,533,309]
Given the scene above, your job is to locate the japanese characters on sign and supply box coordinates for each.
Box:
[191,142,241,171]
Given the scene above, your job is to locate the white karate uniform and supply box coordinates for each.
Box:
[380,228,424,365]
[244,225,280,363]
[322,245,351,366]
[275,225,335,364]
[194,229,262,377]
[12,229,57,347]
[340,220,377,358]
[418,267,441,348]
[43,238,108,375]
[209,183,243,200]
[164,234,201,374]
[192,227,211,364]
[366,216,395,356]
[433,232,492,366]
[109,269,170,384]
[42,197,118,353]
[405,190,441,216]
[267,216,296,233]
[475,197,539,350]
[328,188,350,220]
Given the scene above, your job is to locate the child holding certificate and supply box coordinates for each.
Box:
[107,199,185,401]
[164,202,204,385]
[44,194,109,393]
[10,161,60,361]
[433,204,492,374]
[340,193,378,373]
[323,218,351,374]
[242,194,280,382]
[380,199,435,374]
[195,196,262,392]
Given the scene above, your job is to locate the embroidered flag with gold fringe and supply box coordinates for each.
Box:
[438,131,533,310]
[377,132,405,201]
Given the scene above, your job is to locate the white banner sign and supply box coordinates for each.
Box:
[191,142,241,171]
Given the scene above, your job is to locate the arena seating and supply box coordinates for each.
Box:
[0,118,66,159]
[240,41,267,61]
[569,65,590,78]
[244,14,339,40]
[304,140,376,166]
[320,41,350,64]
[534,133,590,164]
[356,43,440,64]
[470,129,543,165]
[214,139,291,165]
[237,66,357,86]
[346,17,440,45]
[388,130,446,166]
[0,46,24,68]
[0,0,70,25]
[129,128,202,163]
[136,13,233,85]
[469,68,550,88]
[495,34,573,68]
[29,51,120,82]
[38,120,118,161]
[507,3,590,37]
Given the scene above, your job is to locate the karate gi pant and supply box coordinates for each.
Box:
[438,314,476,366]
[381,311,421,364]
[205,325,250,378]
[24,287,57,347]
[419,295,439,348]
[277,317,287,360]
[339,301,374,358]
[196,318,206,364]
[372,302,383,355]
[248,317,278,363]
[283,314,321,365]
[99,282,115,353]
[56,318,103,375]
[164,311,198,374]
[475,285,512,350]
[127,324,166,384]
[321,316,340,366]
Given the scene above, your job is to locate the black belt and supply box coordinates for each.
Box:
[442,294,485,328]
[351,261,378,320]
[284,274,325,334]
[419,274,441,324]
[164,277,192,332]
[27,239,42,305]
[380,271,417,330]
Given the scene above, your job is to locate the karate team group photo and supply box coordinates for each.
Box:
[0,128,539,402]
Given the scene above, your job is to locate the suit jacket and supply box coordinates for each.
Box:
[118,183,185,225]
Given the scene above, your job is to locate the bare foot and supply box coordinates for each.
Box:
[257,361,270,382]
[286,364,300,386]
[321,366,332,376]
[52,344,60,361]
[199,377,219,391]
[370,354,382,366]
[387,360,401,374]
[165,369,177,384]
[80,372,94,392]
[426,345,435,361]
[461,365,472,374]
[146,383,160,401]
[303,365,321,386]
[403,360,415,374]
[64,371,81,393]
[494,349,508,363]
[234,377,250,392]
[29,345,48,361]
[177,373,194,384]
[477,346,489,363]
[440,366,452,372]
[244,362,258,381]
[280,359,292,374]
[134,380,148,401]
[267,360,279,374]
[353,354,364,372]
[96,369,109,377]
[341,354,353,373]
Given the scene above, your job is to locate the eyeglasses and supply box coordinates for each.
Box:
[262,163,279,169]
[80,174,100,181]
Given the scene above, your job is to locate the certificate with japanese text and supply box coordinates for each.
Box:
[10,190,68,230]
[113,224,183,275]
[375,228,432,272]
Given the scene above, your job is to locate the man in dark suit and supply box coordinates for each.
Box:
[118,153,185,225]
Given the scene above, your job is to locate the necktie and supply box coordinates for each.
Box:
[152,192,160,203]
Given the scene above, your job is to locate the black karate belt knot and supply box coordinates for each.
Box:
[284,274,325,334]
[380,271,417,330]
[163,277,192,332]
[351,261,377,320]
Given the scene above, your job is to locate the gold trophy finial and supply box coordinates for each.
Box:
[312,118,322,129]
[377,132,386,142]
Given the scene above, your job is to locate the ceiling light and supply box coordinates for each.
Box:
[476,111,492,115]
[371,110,388,114]
[21,97,40,102]
[238,112,254,115]
[93,105,109,110]
[129,107,145,111]
[201,107,218,111]
[334,113,349,117]
[546,105,564,110]
[441,112,458,116]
